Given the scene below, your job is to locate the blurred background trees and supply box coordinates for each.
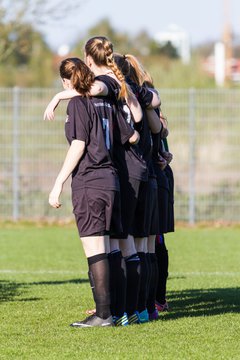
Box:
[0,0,239,88]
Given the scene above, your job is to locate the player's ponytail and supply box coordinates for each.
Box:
[60,58,95,96]
[124,54,146,86]
[85,36,132,100]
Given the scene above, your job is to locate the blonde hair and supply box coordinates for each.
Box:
[85,36,131,100]
[60,57,95,96]
[123,54,154,88]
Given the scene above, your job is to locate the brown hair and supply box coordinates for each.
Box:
[123,54,154,88]
[85,37,131,99]
[59,57,95,96]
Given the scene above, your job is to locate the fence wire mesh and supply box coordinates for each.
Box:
[0,87,240,223]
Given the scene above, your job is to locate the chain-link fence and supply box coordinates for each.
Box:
[1,87,240,223]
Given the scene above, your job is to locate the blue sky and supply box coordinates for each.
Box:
[39,0,240,51]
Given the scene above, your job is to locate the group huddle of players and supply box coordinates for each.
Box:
[45,36,174,328]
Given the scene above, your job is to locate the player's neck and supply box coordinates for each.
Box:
[94,67,113,76]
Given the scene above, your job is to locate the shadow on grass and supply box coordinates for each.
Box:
[0,278,88,303]
[0,280,28,302]
[1,280,239,318]
[28,278,89,286]
[164,287,240,319]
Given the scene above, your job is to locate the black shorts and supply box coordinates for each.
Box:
[72,187,116,237]
[109,191,123,238]
[132,178,159,237]
[157,164,175,233]
[164,165,175,232]
[115,176,141,239]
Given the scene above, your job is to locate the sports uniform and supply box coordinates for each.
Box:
[66,96,120,237]
[64,94,124,328]
[96,75,148,238]
[130,81,159,239]
[152,117,175,312]
[95,74,149,324]
[129,81,160,322]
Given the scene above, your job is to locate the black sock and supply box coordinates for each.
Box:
[87,253,111,319]
[108,250,126,317]
[155,239,169,304]
[125,253,140,316]
[146,253,159,314]
[137,252,149,313]
[146,252,152,300]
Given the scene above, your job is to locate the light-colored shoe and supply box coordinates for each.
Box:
[70,314,114,328]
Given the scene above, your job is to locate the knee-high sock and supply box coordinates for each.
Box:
[146,252,152,299]
[125,253,141,316]
[137,252,149,313]
[87,253,111,319]
[155,234,169,304]
[108,250,126,317]
[146,253,159,314]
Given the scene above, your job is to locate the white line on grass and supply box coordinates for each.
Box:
[170,271,240,277]
[0,270,85,275]
[0,270,239,276]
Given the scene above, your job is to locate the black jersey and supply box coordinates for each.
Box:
[65,96,119,191]
[126,78,153,108]
[96,75,148,181]
[128,80,156,178]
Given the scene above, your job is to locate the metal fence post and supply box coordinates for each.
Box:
[188,88,196,225]
[12,86,20,221]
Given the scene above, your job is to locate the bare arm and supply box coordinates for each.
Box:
[44,89,79,120]
[146,109,162,134]
[44,81,109,121]
[126,94,143,123]
[89,80,109,96]
[129,130,140,145]
[49,139,85,208]
[147,89,161,109]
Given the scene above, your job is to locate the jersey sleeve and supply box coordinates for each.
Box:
[127,78,153,109]
[95,75,119,101]
[136,85,153,108]
[67,97,91,143]
[114,104,135,144]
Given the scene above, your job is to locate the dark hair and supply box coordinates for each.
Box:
[60,57,95,96]
[113,53,131,77]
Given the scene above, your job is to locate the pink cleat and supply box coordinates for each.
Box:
[155,301,169,312]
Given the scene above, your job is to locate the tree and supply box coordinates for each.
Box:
[131,31,152,56]
[73,18,132,57]
[0,0,86,62]
[0,0,86,86]
[152,41,179,59]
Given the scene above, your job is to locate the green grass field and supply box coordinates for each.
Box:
[0,223,240,360]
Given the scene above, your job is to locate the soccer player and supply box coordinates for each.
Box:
[44,38,144,326]
[154,116,174,312]
[48,57,135,328]
[113,53,161,322]
[84,36,148,326]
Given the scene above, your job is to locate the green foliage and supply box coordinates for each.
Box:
[72,21,218,89]
[0,6,239,88]
[153,41,180,59]
[0,224,239,359]
[135,54,216,89]
[0,0,84,87]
